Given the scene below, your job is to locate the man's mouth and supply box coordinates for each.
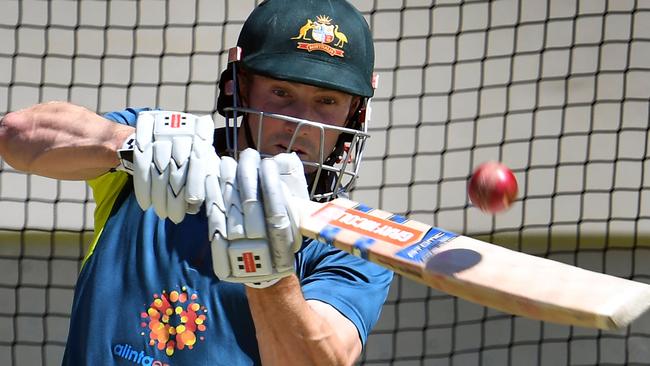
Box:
[276,144,308,157]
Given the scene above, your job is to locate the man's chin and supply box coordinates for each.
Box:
[303,164,318,174]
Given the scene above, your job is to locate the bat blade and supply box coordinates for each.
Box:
[296,197,650,330]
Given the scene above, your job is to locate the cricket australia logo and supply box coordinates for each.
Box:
[292,15,347,57]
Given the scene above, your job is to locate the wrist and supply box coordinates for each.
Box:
[244,269,297,289]
[245,274,298,293]
[114,131,136,173]
[110,125,136,153]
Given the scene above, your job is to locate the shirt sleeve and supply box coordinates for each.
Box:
[103,107,153,127]
[297,240,393,346]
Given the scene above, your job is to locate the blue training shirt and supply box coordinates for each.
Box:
[62,108,393,366]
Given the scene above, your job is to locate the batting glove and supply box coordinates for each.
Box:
[126,111,216,223]
[208,148,308,288]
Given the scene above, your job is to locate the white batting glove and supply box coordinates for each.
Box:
[208,148,308,288]
[129,111,216,223]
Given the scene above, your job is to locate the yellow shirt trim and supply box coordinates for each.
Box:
[83,171,129,266]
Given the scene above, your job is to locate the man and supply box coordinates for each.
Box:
[0,0,392,365]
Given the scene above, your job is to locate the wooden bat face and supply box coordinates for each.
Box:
[297,197,650,331]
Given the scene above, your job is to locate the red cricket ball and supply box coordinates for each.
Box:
[468,161,518,214]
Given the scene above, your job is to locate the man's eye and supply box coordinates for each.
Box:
[272,89,288,97]
[320,97,337,105]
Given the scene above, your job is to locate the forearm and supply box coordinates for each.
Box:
[0,101,133,180]
[246,275,358,366]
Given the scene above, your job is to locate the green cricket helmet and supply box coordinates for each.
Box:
[217,0,377,200]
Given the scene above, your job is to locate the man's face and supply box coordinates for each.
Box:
[237,73,359,169]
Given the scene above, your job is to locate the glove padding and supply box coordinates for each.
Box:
[208,148,308,288]
[132,111,216,223]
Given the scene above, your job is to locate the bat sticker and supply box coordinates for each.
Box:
[311,202,424,247]
[395,228,458,263]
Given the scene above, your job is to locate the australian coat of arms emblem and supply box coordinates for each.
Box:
[292,15,347,57]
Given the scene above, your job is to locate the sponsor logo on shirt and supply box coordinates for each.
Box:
[113,343,169,366]
[139,286,208,356]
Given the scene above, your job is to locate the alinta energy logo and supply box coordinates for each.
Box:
[140,286,208,356]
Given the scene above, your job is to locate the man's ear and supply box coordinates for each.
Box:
[236,68,250,107]
[224,80,235,96]
[347,96,362,122]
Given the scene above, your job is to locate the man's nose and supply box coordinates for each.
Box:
[283,102,317,135]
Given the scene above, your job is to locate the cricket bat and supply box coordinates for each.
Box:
[295,196,650,331]
[117,133,650,330]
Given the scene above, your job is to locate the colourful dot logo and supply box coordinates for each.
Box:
[140,287,207,356]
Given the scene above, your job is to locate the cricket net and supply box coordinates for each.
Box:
[0,1,649,365]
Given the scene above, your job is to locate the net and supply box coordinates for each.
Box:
[0,0,649,365]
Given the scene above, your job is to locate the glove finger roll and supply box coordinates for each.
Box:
[205,167,225,216]
[226,201,245,240]
[220,156,240,212]
[274,153,308,253]
[133,143,153,210]
[135,112,155,148]
[185,143,210,204]
[151,164,169,219]
[205,176,227,240]
[274,152,310,200]
[195,115,216,141]
[220,157,245,240]
[238,149,266,239]
[260,158,295,271]
[169,158,189,196]
[152,140,173,174]
[211,233,231,279]
[167,184,186,224]
[171,135,192,170]
[238,149,261,205]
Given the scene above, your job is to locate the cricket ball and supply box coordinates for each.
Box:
[468,161,518,213]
